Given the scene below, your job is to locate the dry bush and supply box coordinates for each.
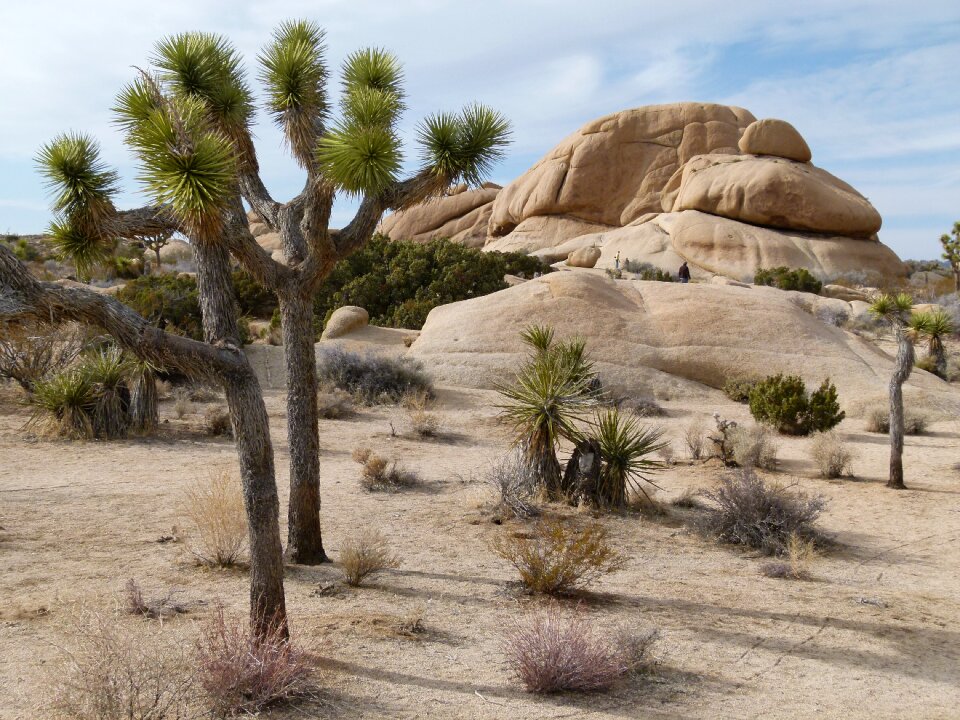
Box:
[182,471,248,567]
[188,384,220,402]
[492,518,624,595]
[0,322,85,393]
[317,387,353,419]
[696,469,826,556]
[810,431,855,478]
[670,486,701,509]
[124,579,192,620]
[657,443,675,466]
[339,529,400,586]
[684,416,708,460]
[204,406,233,437]
[352,446,420,491]
[172,388,193,419]
[864,405,928,435]
[317,346,433,404]
[156,379,173,399]
[729,424,778,470]
[407,407,440,437]
[47,609,194,720]
[484,448,541,519]
[625,395,665,418]
[761,533,818,580]
[196,605,314,716]
[503,605,659,693]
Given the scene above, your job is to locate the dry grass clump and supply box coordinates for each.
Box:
[484,448,541,519]
[188,384,220,402]
[196,605,314,716]
[47,609,194,720]
[503,605,659,693]
[124,578,192,620]
[684,416,708,460]
[172,388,193,418]
[404,390,440,437]
[204,406,233,437]
[810,431,855,478]
[760,533,818,580]
[729,424,779,470]
[670,486,701,509]
[317,387,353,419]
[492,518,624,595]
[695,469,826,556]
[182,471,248,567]
[339,529,400,586]
[352,446,420,491]
[864,405,928,435]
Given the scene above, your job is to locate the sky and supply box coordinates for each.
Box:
[0,0,957,259]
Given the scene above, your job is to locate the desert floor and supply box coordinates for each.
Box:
[1,381,959,720]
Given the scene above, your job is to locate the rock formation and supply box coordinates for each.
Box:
[377,184,501,248]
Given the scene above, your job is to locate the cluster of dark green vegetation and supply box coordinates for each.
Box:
[747,374,844,436]
[622,259,675,282]
[754,266,822,294]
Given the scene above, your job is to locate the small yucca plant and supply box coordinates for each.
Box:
[82,348,133,439]
[27,368,97,439]
[128,360,159,433]
[909,308,954,379]
[591,408,666,508]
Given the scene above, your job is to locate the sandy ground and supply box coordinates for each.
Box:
[1,379,959,719]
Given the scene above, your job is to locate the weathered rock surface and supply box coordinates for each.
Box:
[566,246,601,268]
[379,186,499,248]
[669,154,882,237]
[321,306,369,339]
[409,272,944,403]
[738,118,812,162]
[158,239,193,263]
[488,103,755,241]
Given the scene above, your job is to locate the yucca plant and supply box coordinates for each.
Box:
[591,408,666,508]
[520,324,555,356]
[909,308,954,379]
[870,292,915,489]
[498,346,597,498]
[81,347,133,439]
[27,368,97,439]
[128,360,160,433]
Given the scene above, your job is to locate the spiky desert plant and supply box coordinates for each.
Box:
[590,408,666,508]
[128,359,159,433]
[498,349,596,497]
[81,347,133,439]
[520,324,555,356]
[870,292,915,489]
[909,308,954,379]
[27,368,97,439]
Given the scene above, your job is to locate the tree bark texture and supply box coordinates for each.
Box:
[888,325,915,489]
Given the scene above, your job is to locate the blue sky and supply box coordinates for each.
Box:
[0,0,957,258]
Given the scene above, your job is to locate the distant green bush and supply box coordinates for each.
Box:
[754,267,822,294]
[2,236,40,262]
[723,376,759,403]
[315,236,552,334]
[622,260,674,282]
[748,374,844,435]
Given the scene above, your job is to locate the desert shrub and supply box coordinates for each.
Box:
[865,405,928,435]
[27,368,97,439]
[182,471,247,567]
[48,610,194,720]
[0,322,85,393]
[503,605,659,694]
[810,431,855,478]
[915,354,939,374]
[196,605,313,716]
[585,407,665,508]
[404,391,439,437]
[352,447,420,491]
[748,374,844,435]
[696,469,826,555]
[317,347,433,404]
[204,406,233,437]
[754,266,822,294]
[339,529,400,586]
[622,395,665,417]
[760,533,817,580]
[492,518,624,595]
[2,235,41,262]
[83,348,133,439]
[723,376,758,403]
[728,424,778,470]
[622,259,674,282]
[671,486,701,509]
[124,578,191,620]
[188,384,220,402]
[605,268,623,280]
[316,387,353,419]
[816,305,850,327]
[314,236,549,332]
[684,416,708,460]
[172,389,193,419]
[484,448,541,519]
[128,362,159,433]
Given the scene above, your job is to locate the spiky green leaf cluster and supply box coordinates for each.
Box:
[910,308,954,340]
[341,48,404,97]
[870,292,913,323]
[36,133,120,277]
[258,20,328,166]
[418,103,511,186]
[593,407,666,507]
[153,32,253,136]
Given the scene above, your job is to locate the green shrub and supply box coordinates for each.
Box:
[723,376,758,403]
[622,260,674,282]
[754,266,822,294]
[748,374,844,435]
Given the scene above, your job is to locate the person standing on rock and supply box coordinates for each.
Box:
[615,251,621,271]
[678,261,691,283]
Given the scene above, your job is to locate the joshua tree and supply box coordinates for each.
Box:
[910,308,954,379]
[941,221,960,293]
[62,23,508,565]
[870,293,915,489]
[139,231,172,272]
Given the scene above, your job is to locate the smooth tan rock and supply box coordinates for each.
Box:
[738,118,812,162]
[379,187,498,248]
[321,306,369,339]
[668,211,904,282]
[567,246,601,268]
[249,221,270,238]
[822,284,868,302]
[484,215,612,254]
[258,232,283,253]
[158,239,192,263]
[670,154,882,237]
[488,103,755,239]
[410,272,944,403]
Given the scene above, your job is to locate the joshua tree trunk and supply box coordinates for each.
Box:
[888,325,915,489]
[279,285,327,564]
